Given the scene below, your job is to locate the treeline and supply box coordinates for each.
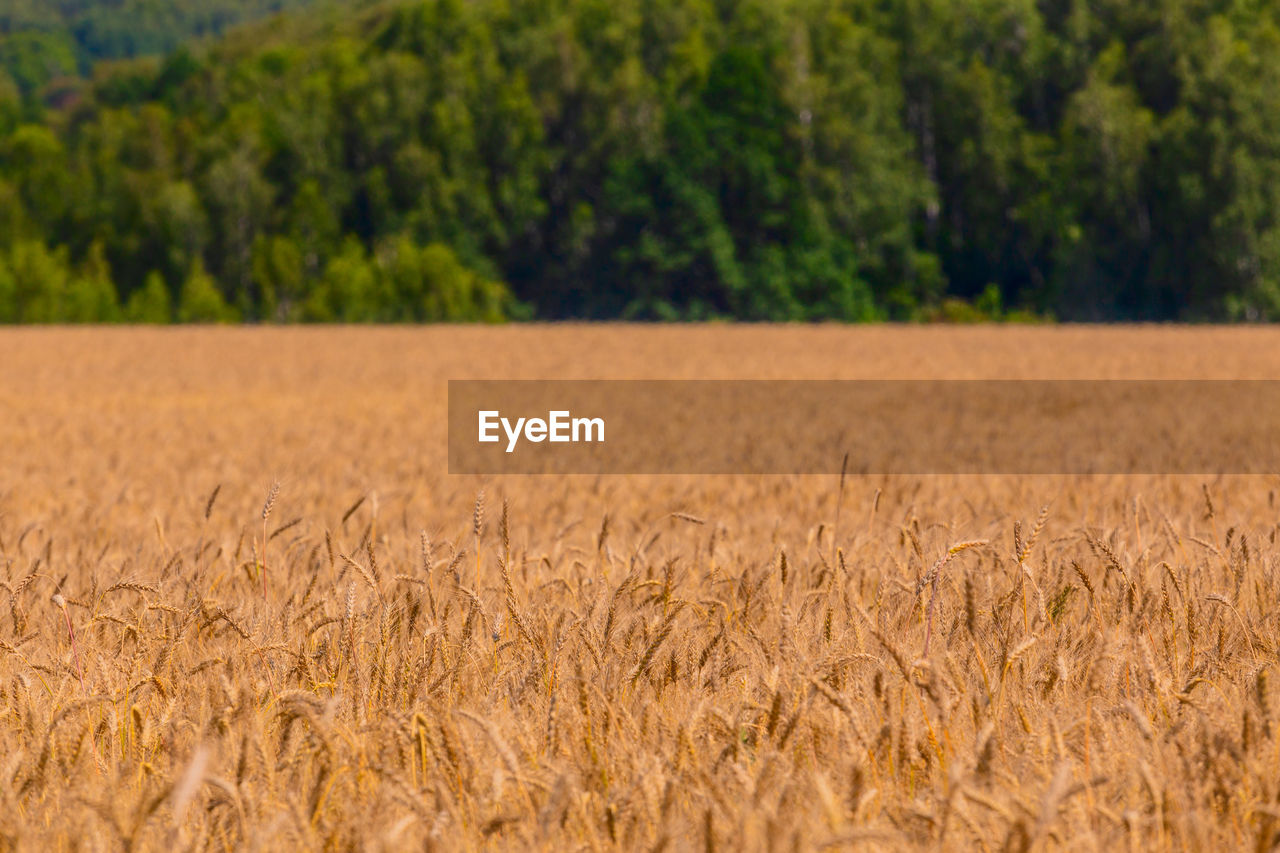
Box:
[0,1,330,100]
[2,0,1280,322]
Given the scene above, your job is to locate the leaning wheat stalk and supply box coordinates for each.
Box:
[921,540,988,656]
[53,592,86,691]
[54,591,101,771]
[473,490,485,587]
[260,480,279,601]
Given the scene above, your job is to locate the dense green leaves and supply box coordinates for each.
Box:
[2,0,1280,321]
[0,1,331,96]
[0,240,121,322]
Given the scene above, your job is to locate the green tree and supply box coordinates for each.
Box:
[1,126,70,235]
[1051,43,1157,318]
[204,144,274,316]
[65,242,121,322]
[305,238,384,322]
[251,234,304,321]
[178,258,237,322]
[0,241,71,321]
[377,236,517,322]
[126,271,171,323]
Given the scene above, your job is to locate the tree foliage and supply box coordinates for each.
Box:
[2,0,1280,321]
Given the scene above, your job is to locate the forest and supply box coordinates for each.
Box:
[0,1,330,88]
[2,0,1280,322]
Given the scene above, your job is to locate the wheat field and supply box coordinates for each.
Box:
[2,326,1280,851]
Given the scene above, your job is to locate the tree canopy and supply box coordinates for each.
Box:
[0,1,334,94]
[2,0,1280,322]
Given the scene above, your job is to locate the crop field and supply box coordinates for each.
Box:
[3,326,1280,851]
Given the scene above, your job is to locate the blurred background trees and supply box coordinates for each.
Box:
[2,0,1280,322]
